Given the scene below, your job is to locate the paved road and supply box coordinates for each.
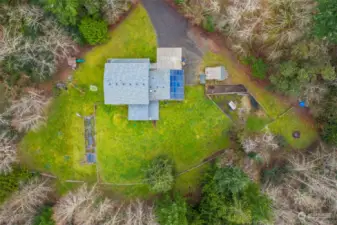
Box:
[141,0,204,85]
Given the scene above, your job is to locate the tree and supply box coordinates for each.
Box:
[0,178,52,225]
[79,17,108,45]
[102,0,131,24]
[0,166,33,203]
[243,56,268,79]
[4,90,50,132]
[53,184,157,225]
[144,155,174,193]
[313,0,337,43]
[43,0,80,26]
[33,206,55,225]
[264,143,337,224]
[0,131,16,174]
[214,166,250,194]
[191,165,272,225]
[155,193,188,225]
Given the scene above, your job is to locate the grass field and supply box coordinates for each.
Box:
[201,52,318,149]
[19,6,231,197]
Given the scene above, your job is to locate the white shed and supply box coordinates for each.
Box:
[205,66,228,81]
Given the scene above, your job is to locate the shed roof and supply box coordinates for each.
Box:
[205,66,227,80]
[104,59,150,105]
[149,70,170,101]
[157,48,182,70]
[128,101,159,121]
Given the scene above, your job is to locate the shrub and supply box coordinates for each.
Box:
[174,0,184,4]
[203,15,215,32]
[243,56,267,79]
[79,17,108,45]
[313,0,337,43]
[144,155,174,193]
[156,193,188,225]
[33,206,55,225]
[214,166,250,194]
[0,166,33,203]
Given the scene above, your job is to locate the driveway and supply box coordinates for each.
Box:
[141,0,204,85]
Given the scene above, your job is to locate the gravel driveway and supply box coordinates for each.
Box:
[141,0,204,85]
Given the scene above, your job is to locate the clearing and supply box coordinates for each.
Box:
[19,5,231,197]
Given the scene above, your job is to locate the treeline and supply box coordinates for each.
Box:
[175,0,337,146]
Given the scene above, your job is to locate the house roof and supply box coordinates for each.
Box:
[149,69,170,101]
[205,66,227,80]
[104,59,150,105]
[128,101,159,121]
[157,48,182,70]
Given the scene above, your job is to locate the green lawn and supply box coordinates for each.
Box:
[267,110,318,149]
[96,86,231,194]
[201,52,317,149]
[19,5,231,197]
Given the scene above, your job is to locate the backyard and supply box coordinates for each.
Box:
[19,5,231,197]
[202,52,318,149]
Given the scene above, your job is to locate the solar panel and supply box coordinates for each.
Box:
[170,70,184,100]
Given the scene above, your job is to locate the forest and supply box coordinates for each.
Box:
[0,0,336,224]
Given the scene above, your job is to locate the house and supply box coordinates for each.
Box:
[205,66,228,81]
[104,48,184,121]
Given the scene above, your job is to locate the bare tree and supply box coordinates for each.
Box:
[0,178,52,225]
[53,184,98,225]
[263,143,337,225]
[242,131,279,153]
[5,90,50,132]
[54,184,158,225]
[0,5,77,81]
[102,0,131,24]
[0,131,17,174]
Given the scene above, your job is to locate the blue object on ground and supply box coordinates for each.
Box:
[299,101,306,108]
[200,74,206,84]
[76,59,85,63]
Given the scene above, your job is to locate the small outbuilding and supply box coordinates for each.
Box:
[205,66,228,81]
[228,101,237,110]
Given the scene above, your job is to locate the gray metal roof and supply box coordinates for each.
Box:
[149,70,170,101]
[128,101,159,121]
[104,59,150,105]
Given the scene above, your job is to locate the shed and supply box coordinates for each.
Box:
[205,66,227,81]
[228,101,237,110]
[157,48,182,70]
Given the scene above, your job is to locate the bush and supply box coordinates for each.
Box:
[243,56,268,79]
[156,193,188,225]
[214,166,250,194]
[261,164,289,185]
[313,0,337,43]
[0,166,33,203]
[174,0,184,4]
[144,155,174,193]
[203,15,215,32]
[79,17,108,45]
[33,206,55,225]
